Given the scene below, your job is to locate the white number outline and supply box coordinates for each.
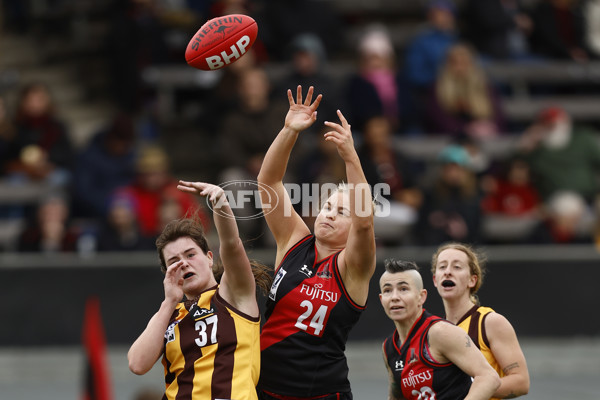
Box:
[195,315,218,347]
[295,300,328,336]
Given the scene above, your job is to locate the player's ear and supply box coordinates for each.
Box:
[419,289,427,307]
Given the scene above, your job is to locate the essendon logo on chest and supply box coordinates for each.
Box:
[300,283,339,303]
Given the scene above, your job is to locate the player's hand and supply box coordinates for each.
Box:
[323,110,357,162]
[164,260,184,303]
[178,181,228,209]
[284,85,322,133]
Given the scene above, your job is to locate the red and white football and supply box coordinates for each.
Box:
[185,14,258,71]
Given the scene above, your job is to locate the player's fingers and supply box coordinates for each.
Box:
[324,120,343,133]
[336,109,350,128]
[296,85,303,105]
[304,86,314,106]
[311,94,323,110]
[287,89,294,105]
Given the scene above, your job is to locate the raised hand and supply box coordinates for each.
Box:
[323,109,357,162]
[177,180,228,209]
[284,85,323,132]
[163,260,185,303]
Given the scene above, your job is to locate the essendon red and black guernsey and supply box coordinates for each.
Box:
[259,235,366,397]
[383,310,472,400]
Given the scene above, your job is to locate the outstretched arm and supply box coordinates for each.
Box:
[486,313,530,398]
[177,181,257,317]
[326,110,376,305]
[128,260,185,375]
[429,322,500,400]
[257,86,322,264]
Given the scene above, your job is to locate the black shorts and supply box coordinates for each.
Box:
[257,389,353,400]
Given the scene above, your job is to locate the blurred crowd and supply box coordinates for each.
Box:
[0,0,599,254]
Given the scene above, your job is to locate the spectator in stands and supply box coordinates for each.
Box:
[584,0,600,58]
[114,144,199,239]
[17,192,79,253]
[517,106,600,203]
[106,0,171,113]
[296,124,347,186]
[4,82,74,188]
[526,190,594,244]
[274,33,340,128]
[404,0,459,91]
[424,43,506,137]
[529,0,589,62]
[0,95,15,176]
[481,156,541,216]
[480,156,541,243]
[346,24,414,132]
[207,47,261,132]
[217,67,288,182]
[216,67,288,243]
[96,191,155,252]
[460,0,534,61]
[260,0,344,61]
[294,125,348,231]
[415,144,483,245]
[594,195,600,248]
[358,116,424,244]
[72,113,138,219]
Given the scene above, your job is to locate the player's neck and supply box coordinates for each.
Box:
[315,240,343,261]
[395,309,424,343]
[443,297,475,324]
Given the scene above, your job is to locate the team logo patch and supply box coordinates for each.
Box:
[300,264,313,277]
[165,320,180,343]
[189,304,216,320]
[395,360,404,371]
[269,268,287,300]
[408,348,418,365]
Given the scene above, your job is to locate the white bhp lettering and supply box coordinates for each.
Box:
[195,315,218,347]
[294,300,328,336]
[206,35,251,70]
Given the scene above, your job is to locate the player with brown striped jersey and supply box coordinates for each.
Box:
[128,181,271,400]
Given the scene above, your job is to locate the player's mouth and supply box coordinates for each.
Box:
[441,280,455,287]
[184,272,195,280]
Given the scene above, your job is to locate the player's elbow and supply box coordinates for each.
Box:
[513,374,530,396]
[490,371,501,393]
[128,354,152,375]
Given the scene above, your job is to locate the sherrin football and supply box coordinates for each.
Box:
[185,14,258,71]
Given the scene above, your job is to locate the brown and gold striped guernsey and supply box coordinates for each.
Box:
[162,285,260,400]
[456,305,504,400]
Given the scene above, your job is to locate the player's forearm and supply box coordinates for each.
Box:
[128,299,177,375]
[346,157,373,226]
[494,374,530,398]
[212,202,240,248]
[465,373,501,400]
[257,126,299,184]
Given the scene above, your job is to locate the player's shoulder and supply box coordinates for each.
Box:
[483,310,518,338]
[429,318,464,341]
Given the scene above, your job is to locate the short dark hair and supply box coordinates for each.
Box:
[384,258,420,274]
